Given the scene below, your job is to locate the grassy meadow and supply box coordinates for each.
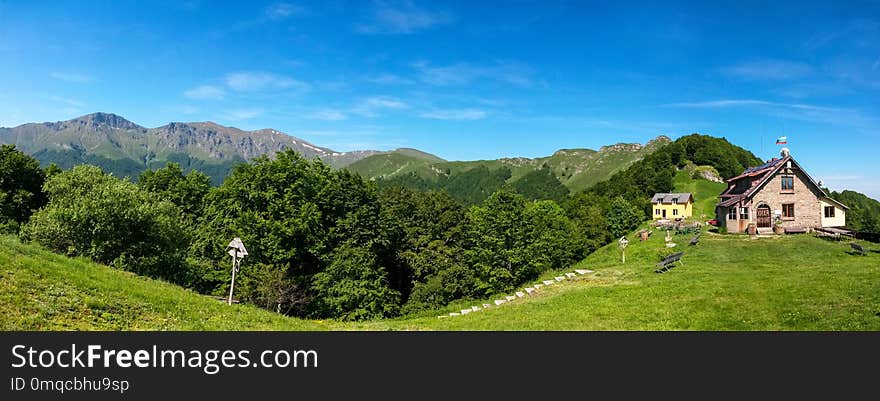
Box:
[1,171,877,331]
[390,227,880,330]
[3,230,878,331]
[0,235,342,330]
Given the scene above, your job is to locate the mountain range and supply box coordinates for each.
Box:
[0,113,384,184]
[0,113,668,192]
[347,136,671,194]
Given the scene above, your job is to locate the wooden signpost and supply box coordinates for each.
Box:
[226,237,248,306]
[618,236,629,264]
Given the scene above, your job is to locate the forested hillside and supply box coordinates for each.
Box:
[348,136,671,204]
[2,133,877,324]
[588,134,762,214]
[829,190,880,234]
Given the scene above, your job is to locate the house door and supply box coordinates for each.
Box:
[757,205,771,228]
[662,209,666,218]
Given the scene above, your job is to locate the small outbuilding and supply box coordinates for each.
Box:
[651,193,694,220]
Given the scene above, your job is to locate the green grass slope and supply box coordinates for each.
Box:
[3,176,878,331]
[0,236,340,330]
[393,229,880,330]
[385,175,880,330]
[346,151,441,179]
[348,137,671,194]
[672,170,727,220]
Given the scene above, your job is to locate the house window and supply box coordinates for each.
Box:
[782,203,795,218]
[727,208,737,220]
[781,176,794,192]
[824,206,835,218]
[740,207,749,220]
[672,199,677,205]
[673,209,678,216]
[655,209,661,216]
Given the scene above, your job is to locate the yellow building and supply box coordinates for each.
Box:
[651,193,694,220]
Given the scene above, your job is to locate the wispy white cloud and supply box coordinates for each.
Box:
[366,73,413,85]
[49,72,94,83]
[47,95,84,108]
[222,109,263,121]
[225,71,309,91]
[59,107,83,118]
[179,105,200,114]
[298,128,407,152]
[662,99,775,108]
[305,109,348,121]
[414,61,535,87]
[265,2,305,20]
[415,62,482,86]
[314,80,349,92]
[352,96,408,117]
[662,99,878,130]
[355,0,452,34]
[420,108,487,121]
[720,59,813,81]
[804,19,880,50]
[773,82,852,99]
[184,85,225,100]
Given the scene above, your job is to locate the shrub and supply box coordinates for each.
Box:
[21,165,189,284]
[0,145,46,231]
[311,244,400,321]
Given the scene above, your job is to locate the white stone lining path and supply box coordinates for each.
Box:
[438,269,596,318]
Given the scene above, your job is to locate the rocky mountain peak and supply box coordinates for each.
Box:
[69,112,142,130]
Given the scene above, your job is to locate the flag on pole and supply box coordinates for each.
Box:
[776,136,788,145]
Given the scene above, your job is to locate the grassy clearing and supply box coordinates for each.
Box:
[0,235,344,330]
[392,230,880,330]
[672,170,727,220]
[3,170,878,332]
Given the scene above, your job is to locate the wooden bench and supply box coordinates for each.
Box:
[851,243,867,255]
[655,252,683,273]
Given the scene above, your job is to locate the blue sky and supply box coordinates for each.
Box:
[1,1,879,197]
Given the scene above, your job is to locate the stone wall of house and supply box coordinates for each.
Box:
[749,165,823,230]
[718,204,750,233]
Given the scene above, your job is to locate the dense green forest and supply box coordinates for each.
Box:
[2,135,877,321]
[32,148,240,186]
[829,190,880,234]
[378,164,570,205]
[588,134,763,214]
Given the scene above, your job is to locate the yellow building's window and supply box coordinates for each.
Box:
[673,209,678,216]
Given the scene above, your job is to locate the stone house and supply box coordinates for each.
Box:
[715,149,848,233]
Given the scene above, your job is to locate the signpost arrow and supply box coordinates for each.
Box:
[226,237,248,305]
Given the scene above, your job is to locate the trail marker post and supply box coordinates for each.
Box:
[226,237,248,305]
[618,236,629,264]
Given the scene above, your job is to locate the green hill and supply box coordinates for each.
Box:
[342,149,445,179]
[385,174,879,330]
[0,235,336,330]
[3,173,878,331]
[672,170,727,220]
[5,223,878,331]
[346,136,672,196]
[395,227,880,330]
